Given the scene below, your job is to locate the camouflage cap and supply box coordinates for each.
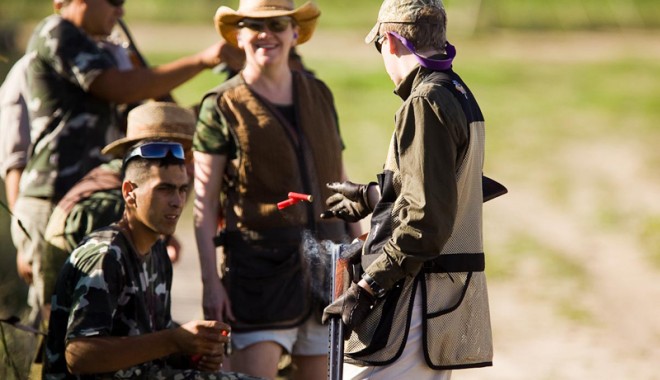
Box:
[365,0,445,44]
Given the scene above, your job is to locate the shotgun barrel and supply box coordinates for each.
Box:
[328,244,344,380]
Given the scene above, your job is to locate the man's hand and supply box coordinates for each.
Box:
[320,181,376,223]
[165,235,181,264]
[183,320,229,373]
[322,282,376,339]
[218,40,246,73]
[195,353,224,372]
[16,253,32,285]
[196,42,225,69]
[173,320,229,357]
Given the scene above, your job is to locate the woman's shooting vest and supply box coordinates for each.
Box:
[206,72,348,330]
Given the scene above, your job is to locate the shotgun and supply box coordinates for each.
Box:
[327,239,364,380]
[328,243,344,380]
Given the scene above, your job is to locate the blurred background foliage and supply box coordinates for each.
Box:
[1,0,659,29]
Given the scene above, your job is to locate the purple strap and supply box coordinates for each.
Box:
[389,31,455,71]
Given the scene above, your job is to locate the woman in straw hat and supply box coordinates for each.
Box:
[193,1,361,378]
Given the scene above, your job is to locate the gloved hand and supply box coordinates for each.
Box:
[320,181,376,223]
[322,282,376,339]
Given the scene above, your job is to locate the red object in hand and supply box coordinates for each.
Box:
[288,192,313,202]
[191,330,230,364]
[277,198,300,209]
[278,192,313,210]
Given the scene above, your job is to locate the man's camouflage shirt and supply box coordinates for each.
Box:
[44,226,173,379]
[23,15,117,202]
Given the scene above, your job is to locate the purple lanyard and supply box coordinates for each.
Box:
[389,31,455,71]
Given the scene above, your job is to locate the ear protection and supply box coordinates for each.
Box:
[293,32,298,39]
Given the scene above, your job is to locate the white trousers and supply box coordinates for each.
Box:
[343,287,452,380]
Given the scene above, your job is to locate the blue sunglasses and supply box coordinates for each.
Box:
[123,142,185,165]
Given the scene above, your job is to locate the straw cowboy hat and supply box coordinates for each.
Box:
[214,0,320,48]
[102,102,196,157]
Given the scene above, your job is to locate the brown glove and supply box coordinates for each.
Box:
[322,282,376,339]
[320,181,376,223]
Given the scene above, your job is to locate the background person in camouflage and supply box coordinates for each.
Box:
[44,140,262,380]
[322,0,493,378]
[10,0,225,330]
[0,54,30,213]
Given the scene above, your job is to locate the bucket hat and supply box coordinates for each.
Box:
[102,102,196,157]
[214,0,320,47]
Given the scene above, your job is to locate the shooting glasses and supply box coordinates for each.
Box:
[237,16,293,33]
[105,0,125,7]
[123,142,185,165]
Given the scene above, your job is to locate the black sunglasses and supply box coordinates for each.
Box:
[105,0,125,7]
[123,142,185,165]
[374,34,387,54]
[237,17,293,33]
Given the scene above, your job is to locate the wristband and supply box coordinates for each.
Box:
[362,272,386,298]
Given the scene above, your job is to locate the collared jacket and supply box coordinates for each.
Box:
[345,65,493,369]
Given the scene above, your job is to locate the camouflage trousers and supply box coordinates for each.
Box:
[10,196,55,325]
[119,366,265,380]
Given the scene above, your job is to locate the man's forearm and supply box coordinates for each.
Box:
[65,330,178,375]
[5,168,23,211]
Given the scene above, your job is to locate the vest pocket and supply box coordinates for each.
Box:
[423,272,493,368]
[223,232,310,330]
[425,272,473,317]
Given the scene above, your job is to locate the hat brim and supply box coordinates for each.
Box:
[101,133,193,158]
[215,1,320,48]
[364,22,380,44]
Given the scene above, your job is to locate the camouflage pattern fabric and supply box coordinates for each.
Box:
[44,226,173,379]
[61,183,123,250]
[41,160,124,307]
[141,367,262,380]
[44,225,262,380]
[193,94,237,158]
[23,14,117,202]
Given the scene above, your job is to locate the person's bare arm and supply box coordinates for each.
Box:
[65,320,228,375]
[89,43,224,105]
[193,152,234,322]
[4,168,23,211]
